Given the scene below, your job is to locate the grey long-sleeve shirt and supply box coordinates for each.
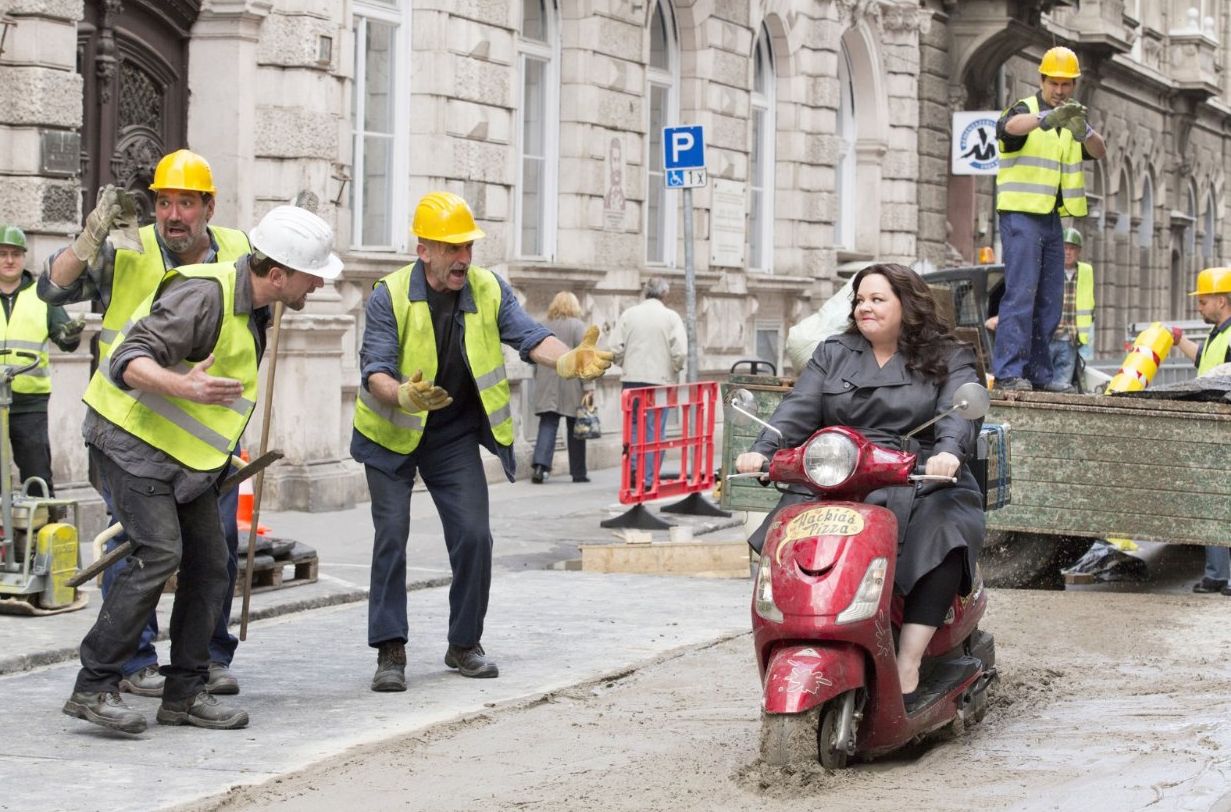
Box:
[84,255,270,501]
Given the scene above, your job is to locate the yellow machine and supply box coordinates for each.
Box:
[0,349,87,615]
[1106,322,1174,394]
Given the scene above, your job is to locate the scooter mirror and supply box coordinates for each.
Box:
[951,382,991,420]
[725,387,782,437]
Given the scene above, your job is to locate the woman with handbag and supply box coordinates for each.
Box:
[531,291,596,483]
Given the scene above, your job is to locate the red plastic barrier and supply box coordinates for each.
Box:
[618,382,719,505]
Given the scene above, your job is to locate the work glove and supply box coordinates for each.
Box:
[70,185,122,264]
[556,325,614,381]
[53,317,86,344]
[1064,113,1093,142]
[397,369,452,413]
[1168,325,1184,344]
[1038,99,1084,131]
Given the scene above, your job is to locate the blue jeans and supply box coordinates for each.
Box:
[993,210,1064,385]
[101,461,241,674]
[624,382,670,489]
[365,430,492,648]
[532,412,587,480]
[1048,337,1077,389]
[1205,546,1229,582]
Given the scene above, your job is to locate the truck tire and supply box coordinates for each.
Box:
[979,531,1087,589]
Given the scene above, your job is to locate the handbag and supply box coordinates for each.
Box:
[573,405,602,440]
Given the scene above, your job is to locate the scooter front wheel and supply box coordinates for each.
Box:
[760,706,821,767]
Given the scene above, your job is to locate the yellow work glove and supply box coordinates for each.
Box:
[397,370,452,412]
[71,185,122,264]
[556,325,614,381]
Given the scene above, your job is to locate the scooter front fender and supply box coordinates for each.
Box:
[762,644,865,715]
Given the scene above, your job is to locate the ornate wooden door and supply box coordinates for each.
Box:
[77,1,200,224]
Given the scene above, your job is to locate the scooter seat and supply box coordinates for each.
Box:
[906,655,983,714]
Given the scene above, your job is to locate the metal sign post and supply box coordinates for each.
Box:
[663,125,706,382]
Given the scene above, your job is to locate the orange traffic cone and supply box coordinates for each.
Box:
[235,451,271,537]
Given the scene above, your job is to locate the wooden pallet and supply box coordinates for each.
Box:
[236,539,319,594]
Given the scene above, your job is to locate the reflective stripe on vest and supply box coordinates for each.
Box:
[1075,261,1095,346]
[996,95,1088,217]
[98,224,251,357]
[352,263,513,455]
[1198,326,1231,376]
[83,262,259,471]
[1,289,51,394]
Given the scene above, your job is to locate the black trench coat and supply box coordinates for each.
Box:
[749,332,985,596]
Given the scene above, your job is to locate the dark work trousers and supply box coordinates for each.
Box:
[992,210,1064,386]
[366,432,492,649]
[531,412,587,480]
[100,461,241,674]
[9,411,54,494]
[76,447,230,703]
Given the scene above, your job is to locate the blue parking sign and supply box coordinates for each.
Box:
[663,125,705,170]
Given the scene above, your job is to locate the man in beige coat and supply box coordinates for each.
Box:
[609,277,687,489]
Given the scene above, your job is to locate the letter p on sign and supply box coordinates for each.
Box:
[662,125,705,171]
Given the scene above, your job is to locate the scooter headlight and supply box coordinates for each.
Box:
[753,553,784,623]
[836,557,888,624]
[803,432,859,488]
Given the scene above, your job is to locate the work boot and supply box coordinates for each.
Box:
[62,691,147,734]
[996,377,1033,392]
[156,691,248,730]
[445,643,499,678]
[206,663,240,695]
[1193,577,1228,594]
[118,664,164,698]
[371,641,407,692]
[531,464,548,484]
[1043,381,1075,393]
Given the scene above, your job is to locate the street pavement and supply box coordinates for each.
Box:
[0,465,753,812]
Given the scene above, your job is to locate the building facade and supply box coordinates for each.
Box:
[1,0,1226,513]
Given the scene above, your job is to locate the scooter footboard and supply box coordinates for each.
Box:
[762,644,865,715]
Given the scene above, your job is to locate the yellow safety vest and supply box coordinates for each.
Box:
[83,262,259,471]
[1198,325,1231,376]
[996,95,1088,218]
[98,224,251,359]
[1075,261,1094,347]
[1,286,50,395]
[353,263,513,455]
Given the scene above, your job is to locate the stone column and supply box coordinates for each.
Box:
[246,312,365,511]
[47,318,101,532]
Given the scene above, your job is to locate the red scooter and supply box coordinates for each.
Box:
[728,382,997,768]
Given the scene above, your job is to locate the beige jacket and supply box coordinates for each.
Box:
[609,298,687,385]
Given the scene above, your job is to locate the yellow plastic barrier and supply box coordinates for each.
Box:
[1106,322,1173,393]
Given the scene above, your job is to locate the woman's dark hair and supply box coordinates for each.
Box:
[846,263,963,380]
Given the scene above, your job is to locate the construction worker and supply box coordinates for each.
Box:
[1044,227,1095,392]
[353,191,612,692]
[1170,268,1231,595]
[0,225,83,493]
[39,150,251,700]
[62,205,342,734]
[992,46,1105,391]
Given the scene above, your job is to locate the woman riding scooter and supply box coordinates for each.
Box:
[736,263,984,712]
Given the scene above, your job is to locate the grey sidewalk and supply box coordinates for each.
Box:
[0,465,745,676]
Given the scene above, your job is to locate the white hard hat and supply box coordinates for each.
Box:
[249,205,344,280]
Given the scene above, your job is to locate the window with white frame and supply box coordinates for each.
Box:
[835,44,857,251]
[749,25,775,272]
[351,2,410,251]
[517,0,559,259]
[646,0,679,266]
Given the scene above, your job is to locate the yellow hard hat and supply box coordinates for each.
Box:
[412,191,485,244]
[1039,46,1081,79]
[150,149,217,195]
[1189,267,1231,296]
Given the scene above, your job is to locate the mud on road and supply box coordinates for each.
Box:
[190,588,1231,812]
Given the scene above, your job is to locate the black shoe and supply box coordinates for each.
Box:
[996,377,1033,392]
[206,663,240,695]
[371,641,407,692]
[531,465,547,484]
[1194,577,1228,594]
[157,691,248,729]
[445,643,499,678]
[63,691,147,734]
[572,476,591,483]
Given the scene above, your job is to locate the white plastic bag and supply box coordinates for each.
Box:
[785,278,854,371]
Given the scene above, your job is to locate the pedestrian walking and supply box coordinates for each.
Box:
[353,191,612,692]
[530,291,595,484]
[993,46,1105,391]
[39,149,251,699]
[61,205,342,734]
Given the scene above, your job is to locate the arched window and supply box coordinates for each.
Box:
[646,0,679,265]
[748,24,775,272]
[351,0,411,250]
[1137,173,1153,249]
[1186,182,1198,256]
[516,0,560,259]
[1114,169,1132,237]
[1203,190,1217,263]
[835,43,857,250]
